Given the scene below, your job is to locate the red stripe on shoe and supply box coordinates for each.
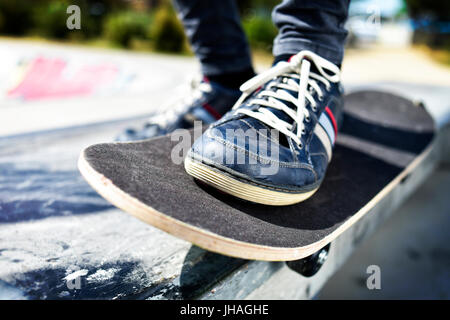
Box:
[202,103,222,120]
[325,106,338,136]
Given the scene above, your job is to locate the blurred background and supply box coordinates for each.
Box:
[0,0,449,299]
[1,0,449,133]
[0,0,449,54]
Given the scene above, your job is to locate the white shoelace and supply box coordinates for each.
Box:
[147,76,212,127]
[233,50,340,147]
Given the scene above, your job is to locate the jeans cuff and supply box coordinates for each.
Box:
[273,38,344,66]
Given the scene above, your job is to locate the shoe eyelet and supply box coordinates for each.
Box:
[305,116,311,122]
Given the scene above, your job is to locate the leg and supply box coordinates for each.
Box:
[185,1,350,205]
[173,0,255,88]
[117,0,249,141]
[272,0,350,66]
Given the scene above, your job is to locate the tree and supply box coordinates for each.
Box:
[405,0,450,20]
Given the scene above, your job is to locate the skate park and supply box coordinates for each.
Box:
[0,0,449,300]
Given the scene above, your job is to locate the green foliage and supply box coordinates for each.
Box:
[0,0,35,35]
[32,0,72,39]
[406,0,450,49]
[243,13,277,50]
[103,10,152,47]
[405,0,450,20]
[0,11,4,32]
[237,0,279,16]
[150,5,186,53]
[0,0,281,54]
[73,0,123,39]
[0,0,120,39]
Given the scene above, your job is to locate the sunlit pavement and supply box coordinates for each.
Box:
[1,39,450,136]
[319,167,450,299]
[0,38,197,136]
[0,39,449,299]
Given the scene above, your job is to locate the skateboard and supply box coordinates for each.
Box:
[78,90,435,261]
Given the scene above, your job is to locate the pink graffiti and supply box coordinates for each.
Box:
[7,56,119,100]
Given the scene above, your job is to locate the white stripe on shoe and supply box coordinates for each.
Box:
[318,112,335,145]
[314,124,333,162]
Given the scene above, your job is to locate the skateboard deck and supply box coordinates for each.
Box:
[78,90,435,261]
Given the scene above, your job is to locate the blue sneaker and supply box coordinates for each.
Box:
[116,77,241,141]
[184,51,343,205]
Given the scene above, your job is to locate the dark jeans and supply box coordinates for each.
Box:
[173,0,350,76]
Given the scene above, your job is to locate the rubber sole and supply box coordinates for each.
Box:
[184,157,318,206]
